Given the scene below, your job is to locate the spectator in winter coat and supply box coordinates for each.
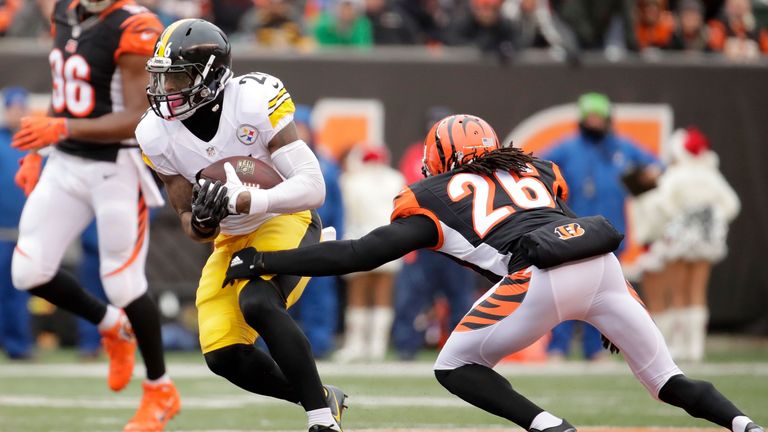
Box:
[707,0,768,59]
[543,92,660,361]
[445,0,519,61]
[336,145,405,362]
[632,127,740,362]
[669,0,712,52]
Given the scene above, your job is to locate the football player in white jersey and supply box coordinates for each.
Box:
[135,19,346,432]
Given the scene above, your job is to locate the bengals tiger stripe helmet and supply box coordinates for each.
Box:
[422,114,500,177]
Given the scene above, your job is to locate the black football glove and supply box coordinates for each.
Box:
[191,179,229,237]
[601,334,621,355]
[223,247,268,287]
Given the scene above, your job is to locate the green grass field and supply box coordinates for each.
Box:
[0,347,766,432]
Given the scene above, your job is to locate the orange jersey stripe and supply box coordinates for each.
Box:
[391,186,444,249]
[551,162,569,201]
[14,245,29,258]
[113,12,163,61]
[104,191,148,278]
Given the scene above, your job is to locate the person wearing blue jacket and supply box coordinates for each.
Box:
[543,92,660,361]
[291,105,345,358]
[0,87,33,360]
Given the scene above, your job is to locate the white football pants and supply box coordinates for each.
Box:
[12,148,150,308]
[435,253,682,397]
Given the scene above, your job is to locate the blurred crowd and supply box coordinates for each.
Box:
[1,0,767,61]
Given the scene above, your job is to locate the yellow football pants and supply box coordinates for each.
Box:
[196,210,319,353]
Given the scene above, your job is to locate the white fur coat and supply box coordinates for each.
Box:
[631,148,740,268]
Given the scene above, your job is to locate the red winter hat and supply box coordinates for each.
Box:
[683,127,710,156]
[361,146,390,164]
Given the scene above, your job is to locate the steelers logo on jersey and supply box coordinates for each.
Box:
[237,124,259,145]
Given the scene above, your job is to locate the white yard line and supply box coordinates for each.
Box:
[0,394,469,409]
[1,361,767,379]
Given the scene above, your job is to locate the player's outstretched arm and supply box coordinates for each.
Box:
[66,54,152,143]
[224,215,439,285]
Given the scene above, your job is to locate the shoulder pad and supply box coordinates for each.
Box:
[135,111,169,157]
[234,73,286,116]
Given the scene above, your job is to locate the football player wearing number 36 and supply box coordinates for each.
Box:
[9,0,180,431]
[225,114,763,432]
[135,19,347,432]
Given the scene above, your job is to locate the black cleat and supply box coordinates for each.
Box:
[323,384,348,428]
[746,423,765,432]
[308,426,337,432]
[530,419,577,432]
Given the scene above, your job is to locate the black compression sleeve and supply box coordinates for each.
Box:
[262,215,439,276]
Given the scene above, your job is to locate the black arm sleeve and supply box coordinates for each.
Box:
[261,215,439,276]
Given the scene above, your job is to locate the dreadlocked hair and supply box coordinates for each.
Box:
[454,147,534,177]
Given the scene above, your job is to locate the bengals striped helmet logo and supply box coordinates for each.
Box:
[422,114,500,177]
[554,223,585,240]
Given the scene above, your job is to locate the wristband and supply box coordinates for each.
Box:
[191,219,217,238]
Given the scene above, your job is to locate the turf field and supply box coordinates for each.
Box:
[0,348,766,432]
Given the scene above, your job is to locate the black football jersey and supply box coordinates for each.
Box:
[392,158,572,278]
[50,0,161,161]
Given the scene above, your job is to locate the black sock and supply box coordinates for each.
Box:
[658,374,743,429]
[28,270,107,325]
[240,279,327,411]
[124,293,166,380]
[435,365,544,428]
[205,344,299,403]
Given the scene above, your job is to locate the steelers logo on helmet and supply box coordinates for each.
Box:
[146,19,233,121]
[422,114,500,177]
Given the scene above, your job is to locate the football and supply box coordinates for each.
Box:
[198,156,283,189]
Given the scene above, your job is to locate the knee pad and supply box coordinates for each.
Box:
[11,247,55,290]
[101,276,147,308]
[659,374,717,418]
[99,235,148,308]
[239,281,285,328]
[434,369,453,389]
[204,345,246,379]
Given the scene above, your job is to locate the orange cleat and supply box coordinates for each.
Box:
[100,310,136,392]
[124,381,181,432]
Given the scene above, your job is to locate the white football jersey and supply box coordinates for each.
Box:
[136,72,295,235]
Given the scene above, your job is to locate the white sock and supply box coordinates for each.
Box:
[335,307,369,362]
[667,308,686,361]
[97,305,121,331]
[307,407,339,430]
[652,311,673,342]
[369,307,394,360]
[685,306,709,362]
[529,411,563,430]
[146,373,172,386]
[733,415,754,432]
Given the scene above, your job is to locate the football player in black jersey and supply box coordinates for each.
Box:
[224,114,764,432]
[10,0,179,430]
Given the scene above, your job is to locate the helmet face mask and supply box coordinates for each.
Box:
[145,19,232,121]
[147,63,210,121]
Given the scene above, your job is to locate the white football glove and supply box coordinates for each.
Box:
[223,162,269,215]
[223,162,249,214]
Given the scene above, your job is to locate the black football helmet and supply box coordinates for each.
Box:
[146,19,232,121]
